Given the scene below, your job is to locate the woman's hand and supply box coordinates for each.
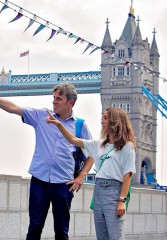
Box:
[46,110,60,126]
[116,201,126,216]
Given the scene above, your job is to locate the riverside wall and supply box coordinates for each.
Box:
[0,174,167,240]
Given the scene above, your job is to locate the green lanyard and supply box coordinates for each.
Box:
[94,146,115,173]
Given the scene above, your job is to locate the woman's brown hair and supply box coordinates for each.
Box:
[101,107,136,151]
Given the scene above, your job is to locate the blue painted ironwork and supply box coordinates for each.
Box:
[142,85,167,118]
[0,71,101,96]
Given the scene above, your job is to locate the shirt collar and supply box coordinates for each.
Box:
[53,110,76,121]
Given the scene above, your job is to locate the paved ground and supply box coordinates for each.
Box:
[125,237,167,240]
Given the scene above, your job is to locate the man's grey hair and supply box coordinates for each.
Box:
[53,82,77,104]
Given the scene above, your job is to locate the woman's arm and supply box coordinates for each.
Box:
[67,157,94,192]
[46,110,84,148]
[116,172,132,216]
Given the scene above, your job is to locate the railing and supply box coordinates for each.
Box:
[0,71,102,96]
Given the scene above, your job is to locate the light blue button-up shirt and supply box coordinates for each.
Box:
[23,108,92,183]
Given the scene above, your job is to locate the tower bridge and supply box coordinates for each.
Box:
[0,2,160,185]
[0,70,101,96]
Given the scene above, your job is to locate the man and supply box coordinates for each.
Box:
[0,82,93,240]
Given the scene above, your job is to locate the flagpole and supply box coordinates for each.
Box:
[28,49,29,80]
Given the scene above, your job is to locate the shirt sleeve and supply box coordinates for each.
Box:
[122,142,136,176]
[80,121,92,140]
[82,139,98,159]
[79,121,93,158]
[22,108,47,128]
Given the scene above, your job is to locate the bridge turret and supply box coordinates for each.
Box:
[0,67,9,85]
[100,1,159,186]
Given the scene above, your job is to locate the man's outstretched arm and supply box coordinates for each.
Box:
[0,97,23,116]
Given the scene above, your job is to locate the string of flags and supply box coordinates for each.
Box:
[0,0,167,83]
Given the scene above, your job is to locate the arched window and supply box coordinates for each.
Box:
[127,104,130,112]
[127,67,130,76]
[118,67,124,76]
[113,68,116,76]
[118,49,125,57]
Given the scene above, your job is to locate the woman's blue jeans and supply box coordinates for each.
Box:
[26,176,73,240]
[93,178,125,240]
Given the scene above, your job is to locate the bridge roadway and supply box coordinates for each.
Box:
[0,71,101,96]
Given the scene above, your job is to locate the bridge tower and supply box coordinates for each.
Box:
[100,2,160,184]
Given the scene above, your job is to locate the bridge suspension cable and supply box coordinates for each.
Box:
[142,85,167,119]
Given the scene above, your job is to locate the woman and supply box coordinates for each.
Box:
[46,107,136,240]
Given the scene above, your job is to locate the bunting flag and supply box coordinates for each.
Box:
[46,29,56,42]
[68,33,77,39]
[33,24,45,36]
[59,28,67,35]
[104,56,112,61]
[24,18,35,32]
[9,12,23,23]
[135,66,141,71]
[83,43,93,54]
[0,0,167,83]
[73,37,81,45]
[102,49,109,54]
[56,27,67,35]
[124,61,130,66]
[89,46,100,55]
[111,57,120,63]
[20,50,29,57]
[0,4,9,13]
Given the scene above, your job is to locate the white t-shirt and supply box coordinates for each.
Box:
[83,140,136,182]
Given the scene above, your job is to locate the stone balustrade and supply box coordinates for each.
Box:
[0,174,167,240]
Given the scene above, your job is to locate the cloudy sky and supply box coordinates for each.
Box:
[0,0,167,184]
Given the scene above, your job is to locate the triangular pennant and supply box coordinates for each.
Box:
[9,13,23,23]
[24,19,35,32]
[135,66,140,71]
[104,57,112,61]
[56,28,63,35]
[124,61,130,66]
[33,24,45,36]
[60,29,67,35]
[46,29,56,42]
[0,4,9,13]
[89,46,100,55]
[83,43,93,54]
[111,57,120,63]
[102,49,109,54]
[73,37,81,45]
[68,33,77,39]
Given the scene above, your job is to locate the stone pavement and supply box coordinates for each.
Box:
[125,237,167,240]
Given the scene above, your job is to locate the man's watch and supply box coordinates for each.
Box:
[119,196,126,202]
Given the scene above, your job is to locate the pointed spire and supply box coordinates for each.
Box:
[132,16,144,46]
[136,15,140,26]
[1,67,5,75]
[120,3,136,46]
[150,28,160,57]
[129,0,134,16]
[101,18,112,50]
[106,18,110,28]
